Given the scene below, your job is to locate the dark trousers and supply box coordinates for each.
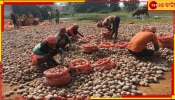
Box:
[57,42,69,49]
[48,16,52,22]
[13,19,18,28]
[113,16,120,43]
[128,49,154,57]
[37,49,59,66]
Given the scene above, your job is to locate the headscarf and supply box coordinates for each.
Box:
[59,27,66,36]
[43,35,57,44]
[73,24,79,28]
[59,27,66,32]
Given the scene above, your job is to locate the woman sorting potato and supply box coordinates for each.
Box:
[66,24,84,40]
[30,35,64,67]
[97,16,120,43]
[55,27,73,50]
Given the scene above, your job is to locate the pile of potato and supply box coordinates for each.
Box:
[2,22,173,98]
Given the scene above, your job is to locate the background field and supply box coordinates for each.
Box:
[58,10,173,23]
[2,8,173,99]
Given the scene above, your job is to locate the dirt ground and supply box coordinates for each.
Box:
[2,72,172,99]
[2,20,173,99]
[138,72,172,95]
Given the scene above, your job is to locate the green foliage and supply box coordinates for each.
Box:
[39,6,54,20]
[11,5,53,20]
[123,0,140,11]
[98,9,108,14]
[73,3,89,13]
[109,4,121,12]
[12,5,39,16]
[73,2,121,13]
[142,4,147,8]
[108,0,121,11]
[60,11,72,17]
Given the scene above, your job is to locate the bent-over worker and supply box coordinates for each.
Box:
[66,24,84,40]
[97,16,120,43]
[30,35,64,67]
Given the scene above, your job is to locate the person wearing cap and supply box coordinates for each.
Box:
[97,16,120,43]
[10,13,19,29]
[127,26,160,57]
[66,24,84,40]
[31,35,64,67]
[55,27,72,50]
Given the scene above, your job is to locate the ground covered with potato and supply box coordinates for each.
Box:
[2,22,173,99]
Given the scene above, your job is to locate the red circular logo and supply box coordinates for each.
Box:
[149,1,157,9]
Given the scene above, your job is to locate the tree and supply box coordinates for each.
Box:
[123,0,140,11]
[73,0,121,13]
[86,0,121,12]
[141,4,147,9]
[87,3,108,13]
[73,3,108,13]
[73,3,89,13]
[11,5,53,20]
[39,6,53,20]
[12,5,40,17]
[108,0,121,11]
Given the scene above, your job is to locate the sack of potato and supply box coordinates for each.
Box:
[43,65,71,87]
[92,58,115,71]
[157,34,173,50]
[101,30,111,38]
[82,44,98,54]
[69,58,93,74]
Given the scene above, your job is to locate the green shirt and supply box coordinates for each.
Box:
[33,43,42,55]
[33,42,63,56]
